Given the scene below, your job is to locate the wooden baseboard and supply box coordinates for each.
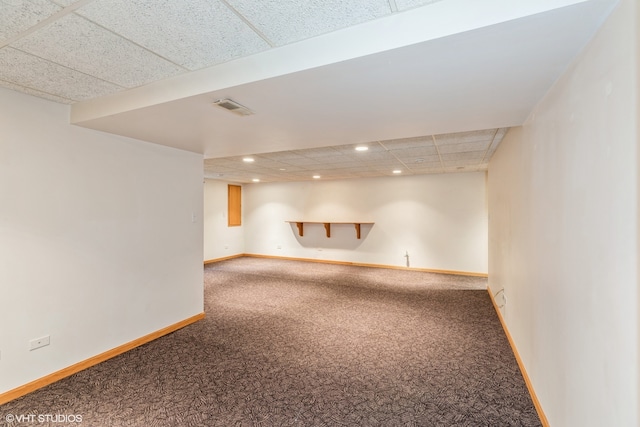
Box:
[204,254,244,264]
[487,289,549,427]
[226,253,488,277]
[0,312,205,405]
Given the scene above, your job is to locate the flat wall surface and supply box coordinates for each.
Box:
[488,1,638,425]
[238,172,487,274]
[204,179,244,260]
[0,88,204,393]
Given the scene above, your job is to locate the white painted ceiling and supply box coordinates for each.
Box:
[0,0,618,182]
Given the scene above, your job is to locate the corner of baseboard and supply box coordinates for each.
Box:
[0,312,204,405]
[487,289,549,427]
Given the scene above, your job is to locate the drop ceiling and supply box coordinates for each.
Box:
[0,0,618,183]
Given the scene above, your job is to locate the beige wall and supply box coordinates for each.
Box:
[0,88,204,394]
[240,172,488,274]
[488,0,638,425]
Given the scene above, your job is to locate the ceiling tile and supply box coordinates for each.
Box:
[0,80,73,104]
[0,0,60,43]
[11,13,184,88]
[433,129,497,146]
[388,146,439,158]
[395,0,446,12]
[406,161,443,170]
[225,0,392,46]
[402,154,441,164]
[440,151,485,161]
[294,146,342,158]
[0,47,123,100]
[203,127,503,182]
[379,135,435,150]
[437,140,490,154]
[51,0,85,6]
[310,158,359,169]
[257,151,309,161]
[75,0,270,71]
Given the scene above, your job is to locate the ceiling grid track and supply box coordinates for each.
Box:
[481,128,501,163]
[378,140,413,173]
[0,0,97,48]
[432,135,445,170]
[6,44,129,98]
[0,75,75,103]
[77,15,191,73]
[218,0,276,48]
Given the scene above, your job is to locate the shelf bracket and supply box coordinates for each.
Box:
[295,222,304,237]
[323,223,331,238]
[354,223,362,239]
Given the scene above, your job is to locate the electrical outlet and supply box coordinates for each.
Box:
[30,335,50,351]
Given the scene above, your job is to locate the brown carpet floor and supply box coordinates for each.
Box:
[1,257,541,426]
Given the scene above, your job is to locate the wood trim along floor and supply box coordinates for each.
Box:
[205,253,488,278]
[203,254,244,264]
[487,289,550,427]
[0,313,205,405]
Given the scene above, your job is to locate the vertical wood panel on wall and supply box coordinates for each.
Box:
[228,184,242,226]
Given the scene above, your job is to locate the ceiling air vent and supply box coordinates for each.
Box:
[213,98,254,116]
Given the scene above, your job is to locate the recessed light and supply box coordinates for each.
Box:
[279,168,286,171]
[355,146,369,152]
[243,157,255,163]
[392,170,402,174]
[252,178,260,182]
[313,175,321,179]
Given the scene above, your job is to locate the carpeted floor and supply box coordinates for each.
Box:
[1,258,541,426]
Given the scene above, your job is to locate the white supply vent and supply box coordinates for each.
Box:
[213,98,254,116]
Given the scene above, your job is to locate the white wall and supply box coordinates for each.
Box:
[488,0,638,425]
[203,179,245,260]
[237,172,487,274]
[0,88,204,394]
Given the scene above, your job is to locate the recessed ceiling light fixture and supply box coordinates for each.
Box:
[252,178,260,182]
[313,175,321,179]
[242,157,255,163]
[355,146,369,152]
[213,98,254,116]
[392,170,402,174]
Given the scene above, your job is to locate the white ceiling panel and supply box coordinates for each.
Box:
[225,0,392,46]
[0,47,122,100]
[379,136,435,150]
[388,146,439,158]
[52,0,85,6]
[76,0,270,71]
[394,0,445,12]
[11,13,184,88]
[0,0,60,43]
[406,161,443,170]
[441,151,485,161]
[434,129,498,146]
[292,147,342,158]
[437,140,491,154]
[0,80,73,104]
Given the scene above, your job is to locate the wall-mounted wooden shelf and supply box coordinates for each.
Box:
[286,221,374,239]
